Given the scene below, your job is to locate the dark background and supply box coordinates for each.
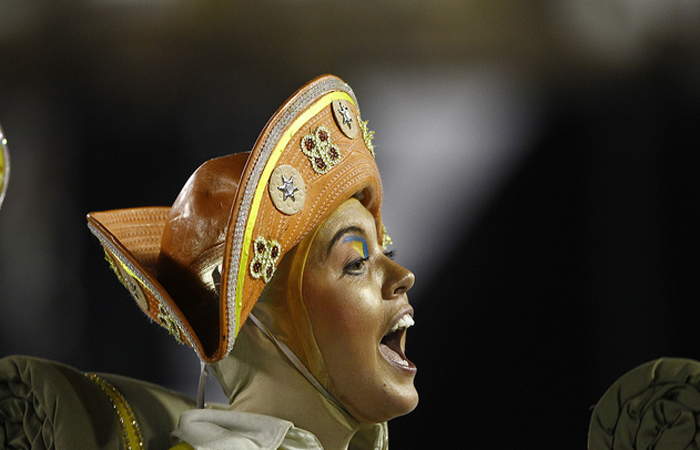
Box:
[1,1,700,448]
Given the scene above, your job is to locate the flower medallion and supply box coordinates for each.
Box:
[300,126,342,174]
[249,236,282,283]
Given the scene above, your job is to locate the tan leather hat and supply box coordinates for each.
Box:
[87,75,384,363]
[0,125,9,210]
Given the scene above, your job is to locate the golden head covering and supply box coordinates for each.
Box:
[87,75,383,364]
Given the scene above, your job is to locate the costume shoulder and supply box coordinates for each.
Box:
[589,357,700,449]
[0,355,196,450]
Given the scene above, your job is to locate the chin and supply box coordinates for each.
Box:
[344,383,419,424]
[392,387,419,419]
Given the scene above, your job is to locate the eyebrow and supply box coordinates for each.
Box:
[327,226,364,255]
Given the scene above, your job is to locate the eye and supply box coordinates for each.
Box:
[383,249,396,260]
[343,256,368,275]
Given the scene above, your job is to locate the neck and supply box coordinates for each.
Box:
[212,322,360,450]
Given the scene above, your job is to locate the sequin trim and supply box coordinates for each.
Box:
[85,373,144,450]
[300,126,342,174]
[249,237,281,283]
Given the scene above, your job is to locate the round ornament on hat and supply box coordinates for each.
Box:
[268,165,306,215]
[332,99,359,139]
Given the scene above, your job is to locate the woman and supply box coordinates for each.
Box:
[87,74,418,449]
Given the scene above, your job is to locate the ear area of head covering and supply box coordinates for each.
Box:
[87,207,198,354]
[157,153,250,359]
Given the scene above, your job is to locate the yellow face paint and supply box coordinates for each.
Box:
[343,235,369,259]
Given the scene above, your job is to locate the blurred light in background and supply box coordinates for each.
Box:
[356,65,541,297]
[550,0,700,66]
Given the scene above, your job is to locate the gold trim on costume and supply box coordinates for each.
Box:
[86,373,144,450]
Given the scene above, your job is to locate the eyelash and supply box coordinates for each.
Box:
[343,256,369,275]
[343,250,396,275]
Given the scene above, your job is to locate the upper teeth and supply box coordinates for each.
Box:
[389,314,415,333]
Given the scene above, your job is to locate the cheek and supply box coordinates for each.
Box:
[305,275,377,343]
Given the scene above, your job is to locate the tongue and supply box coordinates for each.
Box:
[380,329,410,367]
[380,343,407,365]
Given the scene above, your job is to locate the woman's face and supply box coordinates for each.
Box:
[303,199,418,423]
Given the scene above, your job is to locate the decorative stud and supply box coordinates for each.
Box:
[300,126,342,174]
[269,165,305,215]
[358,116,376,158]
[332,99,359,139]
[249,236,282,283]
[157,303,185,344]
[278,175,298,201]
[382,225,393,248]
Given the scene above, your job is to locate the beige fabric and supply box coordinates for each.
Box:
[589,358,700,450]
[171,408,388,450]
[0,355,196,450]
[173,409,323,450]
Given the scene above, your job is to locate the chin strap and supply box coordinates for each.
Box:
[247,313,349,415]
[196,360,209,409]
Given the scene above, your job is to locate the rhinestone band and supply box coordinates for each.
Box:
[86,373,144,450]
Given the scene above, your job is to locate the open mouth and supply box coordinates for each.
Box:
[379,313,415,370]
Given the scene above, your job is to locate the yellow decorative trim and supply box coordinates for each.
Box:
[86,373,144,450]
[104,249,127,286]
[382,225,393,248]
[358,116,376,158]
[102,249,155,297]
[103,249,149,312]
[234,91,355,331]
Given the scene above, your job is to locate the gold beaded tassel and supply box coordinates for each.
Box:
[85,373,144,450]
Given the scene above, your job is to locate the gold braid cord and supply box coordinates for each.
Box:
[85,373,144,450]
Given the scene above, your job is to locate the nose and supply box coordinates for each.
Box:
[382,258,416,299]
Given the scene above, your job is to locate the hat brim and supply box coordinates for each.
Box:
[87,207,198,352]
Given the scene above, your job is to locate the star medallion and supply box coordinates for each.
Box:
[338,102,353,127]
[277,175,299,202]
